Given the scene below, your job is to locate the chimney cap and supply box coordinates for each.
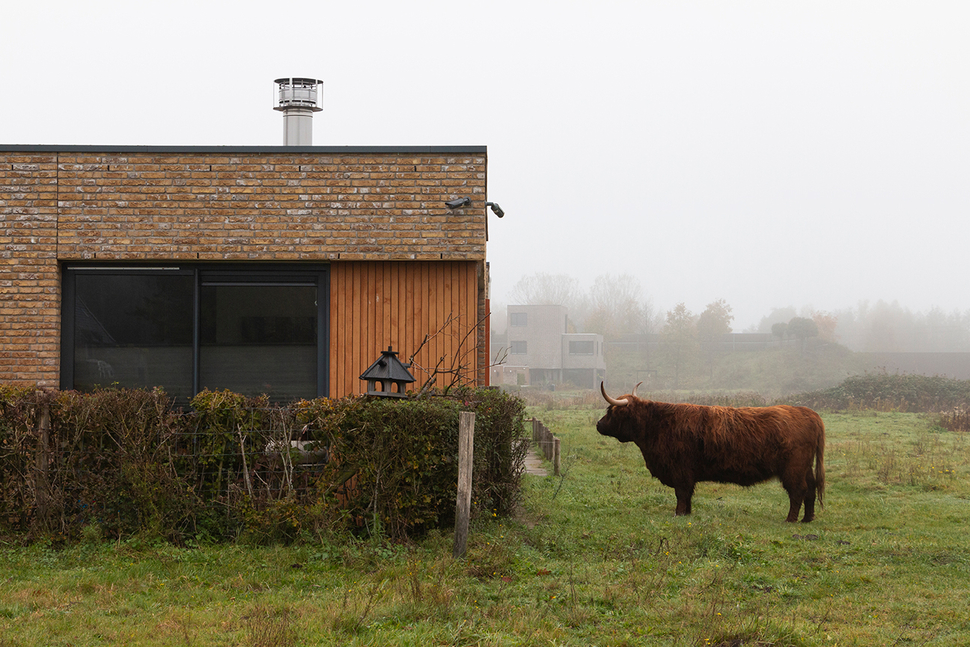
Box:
[274,77,323,113]
[274,77,324,86]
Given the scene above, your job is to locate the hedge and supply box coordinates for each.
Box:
[0,384,528,545]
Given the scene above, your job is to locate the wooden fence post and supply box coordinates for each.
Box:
[553,437,560,476]
[453,411,476,559]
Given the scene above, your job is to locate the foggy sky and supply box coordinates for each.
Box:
[3,1,968,331]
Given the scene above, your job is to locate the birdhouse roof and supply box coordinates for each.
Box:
[359,346,416,383]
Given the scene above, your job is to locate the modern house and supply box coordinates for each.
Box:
[0,79,495,402]
[498,304,606,388]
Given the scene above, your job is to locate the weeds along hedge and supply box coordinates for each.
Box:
[0,385,527,545]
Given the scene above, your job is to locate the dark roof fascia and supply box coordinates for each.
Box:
[0,144,486,154]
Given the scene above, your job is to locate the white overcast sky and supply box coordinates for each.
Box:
[4,1,969,331]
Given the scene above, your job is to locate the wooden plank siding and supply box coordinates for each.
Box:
[329,261,483,397]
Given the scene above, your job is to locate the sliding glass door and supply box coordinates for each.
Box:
[61,265,328,403]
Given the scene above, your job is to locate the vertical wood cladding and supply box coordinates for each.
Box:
[329,261,483,397]
[0,147,488,392]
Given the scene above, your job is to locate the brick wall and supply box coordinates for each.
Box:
[0,154,60,387]
[1,146,489,391]
[52,149,486,261]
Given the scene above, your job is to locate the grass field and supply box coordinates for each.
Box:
[1,406,969,646]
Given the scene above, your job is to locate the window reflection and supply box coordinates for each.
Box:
[200,284,317,401]
[66,267,325,404]
[73,273,194,399]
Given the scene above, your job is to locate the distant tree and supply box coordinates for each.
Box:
[660,303,697,388]
[697,299,734,342]
[757,306,798,334]
[507,272,581,307]
[697,299,734,380]
[788,316,818,351]
[771,322,788,344]
[836,300,970,352]
[861,301,908,352]
[812,311,838,344]
[583,273,655,339]
[922,307,970,351]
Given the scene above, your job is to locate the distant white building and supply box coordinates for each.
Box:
[496,305,606,388]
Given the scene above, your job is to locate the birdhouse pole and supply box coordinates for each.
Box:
[453,411,476,558]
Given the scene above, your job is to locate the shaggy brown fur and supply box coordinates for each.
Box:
[596,385,825,522]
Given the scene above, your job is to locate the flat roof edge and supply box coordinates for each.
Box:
[0,144,487,154]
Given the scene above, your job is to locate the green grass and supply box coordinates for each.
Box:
[2,408,969,646]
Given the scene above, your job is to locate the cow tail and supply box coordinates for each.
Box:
[815,423,826,509]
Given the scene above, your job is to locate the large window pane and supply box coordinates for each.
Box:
[73,272,194,399]
[65,265,327,403]
[200,284,317,401]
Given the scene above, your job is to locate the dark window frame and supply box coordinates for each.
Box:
[510,340,527,355]
[60,262,330,402]
[510,312,528,327]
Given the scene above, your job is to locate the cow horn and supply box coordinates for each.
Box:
[632,382,642,398]
[601,382,629,407]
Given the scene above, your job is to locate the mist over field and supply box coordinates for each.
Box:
[491,272,970,395]
[492,271,970,353]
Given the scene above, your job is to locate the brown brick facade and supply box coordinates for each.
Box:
[1,146,489,394]
[1,154,60,386]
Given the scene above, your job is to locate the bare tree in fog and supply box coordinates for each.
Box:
[584,273,657,339]
[505,271,660,336]
[923,307,970,350]
[508,272,582,307]
[833,300,970,352]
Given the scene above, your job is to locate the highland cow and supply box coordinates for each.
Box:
[597,383,825,522]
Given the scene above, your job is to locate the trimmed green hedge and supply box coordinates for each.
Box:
[311,387,527,539]
[0,385,527,545]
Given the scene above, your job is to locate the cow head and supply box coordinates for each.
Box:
[596,382,642,443]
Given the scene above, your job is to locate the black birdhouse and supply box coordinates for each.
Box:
[359,346,415,398]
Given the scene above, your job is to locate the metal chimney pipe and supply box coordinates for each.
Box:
[273,78,323,146]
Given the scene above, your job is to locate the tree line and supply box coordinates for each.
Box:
[502,272,970,353]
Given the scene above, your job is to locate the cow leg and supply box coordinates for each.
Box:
[782,460,817,522]
[674,484,694,516]
[785,492,803,523]
[782,475,808,523]
[800,471,817,523]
